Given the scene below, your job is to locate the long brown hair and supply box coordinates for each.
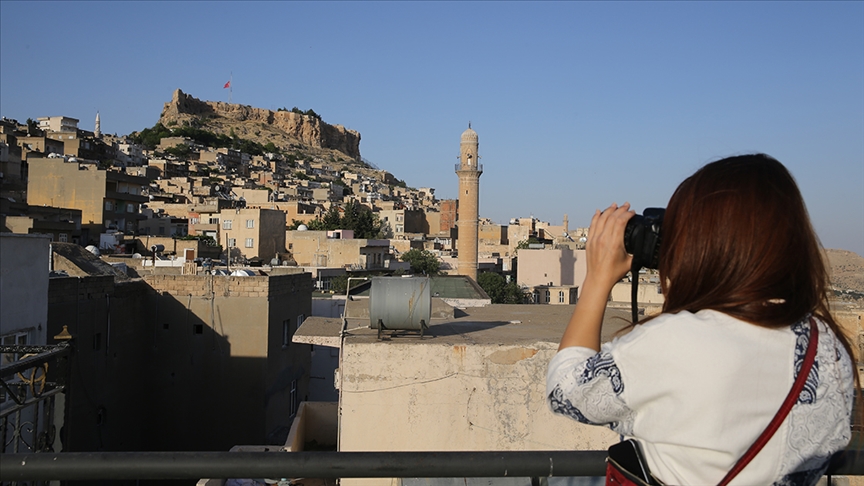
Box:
[658,154,855,361]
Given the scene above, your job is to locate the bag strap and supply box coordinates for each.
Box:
[717,317,819,486]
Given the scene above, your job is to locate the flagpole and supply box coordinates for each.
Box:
[229,72,233,104]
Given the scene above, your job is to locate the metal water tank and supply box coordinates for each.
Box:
[369,277,431,337]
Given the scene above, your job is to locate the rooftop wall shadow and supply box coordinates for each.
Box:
[47,273,312,455]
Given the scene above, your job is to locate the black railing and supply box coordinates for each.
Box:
[1,450,862,482]
[0,343,70,455]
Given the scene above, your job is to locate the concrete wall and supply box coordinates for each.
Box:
[610,281,665,304]
[45,273,313,453]
[338,337,616,486]
[0,233,50,343]
[286,231,390,269]
[517,248,586,293]
[27,157,106,233]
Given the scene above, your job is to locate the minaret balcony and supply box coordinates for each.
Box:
[455,163,483,174]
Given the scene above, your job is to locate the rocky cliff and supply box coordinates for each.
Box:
[159,89,361,160]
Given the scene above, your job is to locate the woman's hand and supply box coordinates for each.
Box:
[557,202,635,352]
[584,202,636,290]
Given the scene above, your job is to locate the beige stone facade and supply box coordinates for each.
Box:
[285,230,391,270]
[219,207,286,262]
[517,247,587,292]
[27,157,149,241]
[47,272,313,452]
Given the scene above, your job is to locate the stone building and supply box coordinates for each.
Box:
[45,270,313,452]
[26,156,149,241]
[219,207,286,263]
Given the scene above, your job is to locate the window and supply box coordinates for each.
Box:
[545,290,551,303]
[246,219,254,229]
[209,218,219,224]
[1,332,29,366]
[104,201,113,211]
[126,204,134,213]
[193,324,204,335]
[227,238,236,247]
[297,314,305,332]
[289,380,298,418]
[59,233,68,243]
[282,319,291,347]
[158,226,165,235]
[245,238,254,248]
[559,291,565,303]
[222,219,232,230]
[190,217,200,225]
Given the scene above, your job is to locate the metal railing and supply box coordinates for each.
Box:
[1,450,862,482]
[0,343,70,455]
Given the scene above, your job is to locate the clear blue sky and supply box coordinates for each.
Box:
[2,1,862,255]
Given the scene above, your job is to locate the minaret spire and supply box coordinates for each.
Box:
[94,111,101,138]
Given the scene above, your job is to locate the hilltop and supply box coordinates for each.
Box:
[158,89,362,162]
[825,249,864,302]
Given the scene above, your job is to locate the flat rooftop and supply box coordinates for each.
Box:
[294,300,633,348]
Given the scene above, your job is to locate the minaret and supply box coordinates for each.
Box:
[94,112,101,138]
[456,124,482,281]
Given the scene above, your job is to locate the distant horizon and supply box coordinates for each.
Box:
[2,2,861,255]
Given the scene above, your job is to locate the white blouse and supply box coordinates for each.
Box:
[546,309,854,485]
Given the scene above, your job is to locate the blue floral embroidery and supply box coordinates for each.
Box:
[580,351,624,394]
[548,384,597,425]
[772,465,827,486]
[791,317,819,405]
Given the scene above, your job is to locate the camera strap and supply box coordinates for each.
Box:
[630,260,641,323]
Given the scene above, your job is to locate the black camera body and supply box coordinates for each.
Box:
[623,208,665,270]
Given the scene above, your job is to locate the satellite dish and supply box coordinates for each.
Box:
[297,224,308,231]
[85,245,100,256]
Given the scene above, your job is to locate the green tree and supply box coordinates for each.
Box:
[162,143,191,159]
[329,275,349,294]
[25,118,43,136]
[401,249,440,275]
[477,272,526,304]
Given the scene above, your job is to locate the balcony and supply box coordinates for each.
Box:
[454,163,483,174]
[105,190,148,204]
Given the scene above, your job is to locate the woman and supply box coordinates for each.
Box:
[546,154,855,484]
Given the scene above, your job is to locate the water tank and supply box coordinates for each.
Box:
[369,277,431,336]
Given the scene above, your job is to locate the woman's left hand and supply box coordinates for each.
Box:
[584,202,635,291]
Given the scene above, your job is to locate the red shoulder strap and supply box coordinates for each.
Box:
[717,317,819,486]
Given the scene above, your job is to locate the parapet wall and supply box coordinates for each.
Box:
[48,275,115,304]
[143,273,312,299]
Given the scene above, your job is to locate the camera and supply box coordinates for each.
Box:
[623,208,665,270]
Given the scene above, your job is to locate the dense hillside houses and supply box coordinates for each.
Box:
[1,98,584,295]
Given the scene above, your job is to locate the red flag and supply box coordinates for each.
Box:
[223,81,231,89]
